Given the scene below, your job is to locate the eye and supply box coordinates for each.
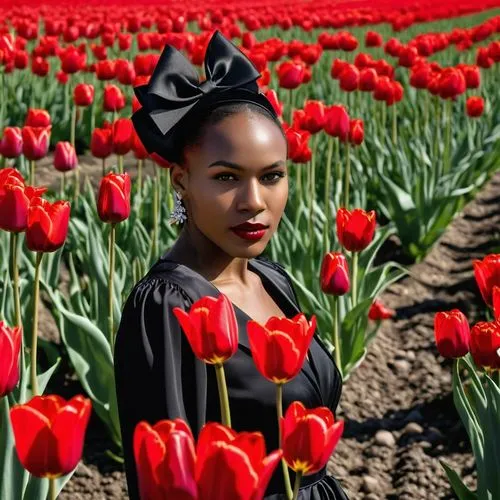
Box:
[214,172,286,183]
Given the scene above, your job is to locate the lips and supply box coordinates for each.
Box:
[230,223,269,231]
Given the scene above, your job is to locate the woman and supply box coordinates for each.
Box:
[114,30,349,500]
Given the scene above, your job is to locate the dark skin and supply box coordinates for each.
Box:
[165,110,289,322]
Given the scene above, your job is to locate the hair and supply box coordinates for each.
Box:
[169,101,287,229]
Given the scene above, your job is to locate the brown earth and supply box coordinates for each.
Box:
[35,154,500,499]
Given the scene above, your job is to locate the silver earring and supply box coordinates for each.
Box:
[168,191,187,225]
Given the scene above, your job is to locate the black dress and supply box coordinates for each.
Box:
[114,252,349,500]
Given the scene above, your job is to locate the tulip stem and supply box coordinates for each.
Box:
[10,232,25,397]
[344,142,350,209]
[137,159,143,197]
[108,223,116,351]
[49,477,56,500]
[443,98,452,174]
[351,252,359,308]
[331,295,342,373]
[118,154,123,174]
[30,252,43,397]
[71,103,76,148]
[29,160,35,186]
[292,470,303,500]
[215,363,231,428]
[392,105,397,145]
[276,383,293,500]
[102,158,106,177]
[322,136,334,256]
[308,135,316,255]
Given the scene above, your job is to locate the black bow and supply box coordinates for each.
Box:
[132,30,277,162]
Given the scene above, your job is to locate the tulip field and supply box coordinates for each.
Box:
[1,0,500,498]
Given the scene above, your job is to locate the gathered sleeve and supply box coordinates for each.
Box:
[113,277,207,500]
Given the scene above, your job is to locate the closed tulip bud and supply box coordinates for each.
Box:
[330,58,347,79]
[469,321,500,371]
[0,126,23,158]
[276,60,305,89]
[336,207,376,252]
[368,299,396,320]
[324,104,349,141]
[365,31,383,47]
[247,313,316,383]
[112,118,133,155]
[103,84,126,112]
[339,64,359,92]
[349,119,364,145]
[359,68,378,91]
[21,126,51,161]
[54,141,78,172]
[172,294,238,364]
[73,83,94,107]
[26,197,71,252]
[460,65,481,89]
[476,47,493,69]
[90,127,113,158]
[25,108,51,128]
[473,254,500,307]
[97,172,131,223]
[0,321,22,397]
[10,395,92,478]
[320,252,350,295]
[281,401,344,475]
[338,32,358,52]
[434,310,470,358]
[466,96,484,118]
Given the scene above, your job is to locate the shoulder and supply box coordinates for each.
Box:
[253,254,297,297]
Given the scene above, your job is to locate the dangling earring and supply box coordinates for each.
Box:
[168,191,187,225]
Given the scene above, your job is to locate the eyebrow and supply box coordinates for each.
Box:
[208,160,285,171]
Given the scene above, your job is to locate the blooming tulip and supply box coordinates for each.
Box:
[21,126,51,161]
[434,310,470,358]
[473,254,500,307]
[0,321,22,397]
[301,100,326,134]
[336,208,376,252]
[466,96,484,118]
[469,321,500,371]
[25,108,51,128]
[320,252,350,296]
[196,422,283,499]
[285,126,312,163]
[276,60,305,89]
[133,419,197,500]
[26,197,71,252]
[10,395,92,477]
[281,401,344,475]
[103,84,126,112]
[247,313,316,383]
[53,141,78,172]
[97,172,131,223]
[324,104,349,141]
[172,294,238,364]
[368,299,395,320]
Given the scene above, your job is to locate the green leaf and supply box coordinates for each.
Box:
[439,460,478,500]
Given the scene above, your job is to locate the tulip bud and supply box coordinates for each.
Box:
[103,84,126,112]
[54,141,78,172]
[434,310,470,358]
[0,321,22,397]
[466,96,484,118]
[349,119,364,146]
[276,60,305,89]
[90,127,113,159]
[324,104,349,141]
[97,172,131,223]
[368,299,396,320]
[112,118,134,156]
[0,126,23,158]
[73,83,95,107]
[320,252,350,295]
[469,321,500,371]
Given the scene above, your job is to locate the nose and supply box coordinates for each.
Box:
[237,177,266,213]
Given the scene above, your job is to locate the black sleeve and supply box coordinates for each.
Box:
[113,277,207,500]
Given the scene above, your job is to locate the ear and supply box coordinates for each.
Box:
[169,163,189,196]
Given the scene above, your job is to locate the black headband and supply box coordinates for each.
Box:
[131,30,278,163]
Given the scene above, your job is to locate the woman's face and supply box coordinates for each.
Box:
[172,109,288,259]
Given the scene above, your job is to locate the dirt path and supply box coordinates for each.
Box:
[329,171,500,499]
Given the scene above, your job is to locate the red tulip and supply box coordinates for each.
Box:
[324,104,349,141]
[31,56,49,77]
[264,89,283,117]
[103,84,126,112]
[95,60,116,80]
[112,118,133,155]
[301,100,326,134]
[359,68,378,91]
[90,127,113,159]
[196,422,283,499]
[476,47,493,69]
[247,313,316,383]
[438,68,466,99]
[348,119,364,146]
[330,59,347,79]
[116,59,136,85]
[285,126,312,163]
[410,64,432,89]
[97,172,131,223]
[26,197,70,252]
[54,141,78,172]
[172,294,238,364]
[73,83,94,107]
[365,31,383,48]
[466,96,484,118]
[338,32,358,52]
[21,126,51,161]
[25,108,51,128]
[281,401,344,475]
[320,252,350,296]
[473,254,500,307]
[368,299,396,320]
[434,310,470,358]
[336,207,376,252]
[459,65,481,89]
[0,321,22,397]
[339,64,359,92]
[0,126,23,158]
[60,46,86,74]
[469,321,500,371]
[131,130,148,160]
[373,76,396,104]
[0,184,30,233]
[133,419,197,500]
[276,60,305,89]
[10,395,92,478]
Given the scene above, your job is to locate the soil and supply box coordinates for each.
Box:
[34,154,500,499]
